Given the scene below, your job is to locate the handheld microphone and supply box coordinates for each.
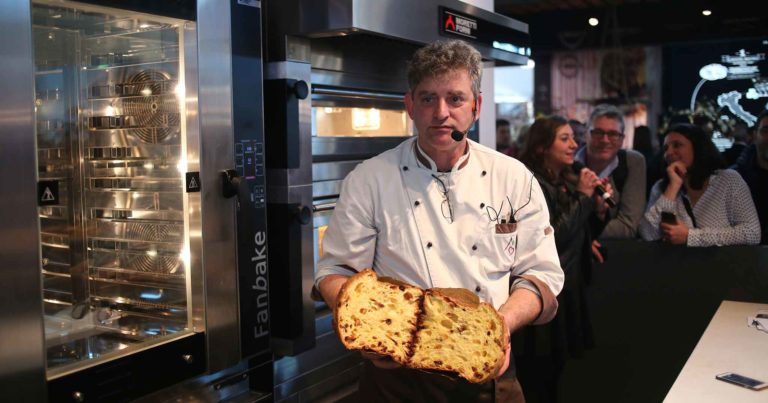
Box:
[571,161,617,208]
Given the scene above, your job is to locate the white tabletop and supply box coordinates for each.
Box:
[664,300,768,403]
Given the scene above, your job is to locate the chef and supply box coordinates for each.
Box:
[314,39,564,402]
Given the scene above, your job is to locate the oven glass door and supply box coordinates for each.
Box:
[311,86,413,138]
[32,0,196,379]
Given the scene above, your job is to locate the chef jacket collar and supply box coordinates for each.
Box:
[413,140,470,173]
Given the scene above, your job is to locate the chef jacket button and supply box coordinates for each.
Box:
[481,170,487,176]
[480,203,485,209]
[426,242,433,248]
[414,200,420,207]
[475,285,482,292]
[402,166,409,171]
[472,244,477,251]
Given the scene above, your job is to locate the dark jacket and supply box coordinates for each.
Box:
[535,173,606,285]
[723,142,747,166]
[513,173,607,361]
[731,145,768,244]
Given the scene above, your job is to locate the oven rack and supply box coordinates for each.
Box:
[86,177,183,192]
[88,271,184,290]
[90,265,185,282]
[87,113,180,131]
[90,80,178,99]
[90,294,186,314]
[85,145,182,160]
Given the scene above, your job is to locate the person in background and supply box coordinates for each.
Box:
[633,125,655,163]
[569,119,587,150]
[639,123,760,246]
[510,124,530,159]
[496,118,516,157]
[722,120,749,166]
[576,104,646,254]
[516,115,612,403]
[647,114,692,195]
[731,111,768,244]
[315,40,564,402]
[692,113,714,138]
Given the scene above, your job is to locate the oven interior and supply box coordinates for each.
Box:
[33,0,196,378]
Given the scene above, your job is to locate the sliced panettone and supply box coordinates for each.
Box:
[334,270,508,383]
[409,289,507,384]
[334,269,424,365]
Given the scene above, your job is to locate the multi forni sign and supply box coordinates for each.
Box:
[442,8,478,39]
[439,7,530,57]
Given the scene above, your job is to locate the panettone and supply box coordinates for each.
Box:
[334,269,507,384]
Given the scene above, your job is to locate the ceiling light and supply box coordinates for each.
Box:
[522,59,536,69]
[588,17,599,26]
[702,10,712,16]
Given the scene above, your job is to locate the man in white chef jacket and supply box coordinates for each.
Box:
[315,40,564,402]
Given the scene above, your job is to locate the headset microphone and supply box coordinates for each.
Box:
[451,106,477,142]
[571,161,617,208]
[451,128,466,142]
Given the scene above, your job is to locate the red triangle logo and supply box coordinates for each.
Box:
[445,15,456,31]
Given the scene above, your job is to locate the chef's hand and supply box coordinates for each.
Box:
[496,321,511,379]
[319,274,350,315]
[660,221,689,245]
[360,350,403,369]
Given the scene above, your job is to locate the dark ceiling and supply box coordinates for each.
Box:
[495,0,768,52]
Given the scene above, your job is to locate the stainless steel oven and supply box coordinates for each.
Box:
[263,0,531,400]
[0,1,271,401]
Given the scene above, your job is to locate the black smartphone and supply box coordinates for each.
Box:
[661,211,677,225]
[715,372,768,390]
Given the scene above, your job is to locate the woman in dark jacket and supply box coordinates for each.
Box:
[514,115,611,403]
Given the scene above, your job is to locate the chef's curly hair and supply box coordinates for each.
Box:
[407,40,482,99]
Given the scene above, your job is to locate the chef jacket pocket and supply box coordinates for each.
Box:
[473,222,518,275]
[493,231,518,262]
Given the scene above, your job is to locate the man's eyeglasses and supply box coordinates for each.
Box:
[590,128,624,141]
[432,174,454,224]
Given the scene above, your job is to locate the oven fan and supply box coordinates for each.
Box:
[125,222,181,274]
[121,69,180,144]
[130,253,180,274]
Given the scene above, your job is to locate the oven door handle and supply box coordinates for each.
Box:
[312,202,336,213]
[221,169,240,199]
[312,86,404,102]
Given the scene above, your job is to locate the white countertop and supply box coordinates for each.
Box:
[665,300,768,402]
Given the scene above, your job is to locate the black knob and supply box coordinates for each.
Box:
[221,169,240,198]
[291,80,309,100]
[294,205,312,225]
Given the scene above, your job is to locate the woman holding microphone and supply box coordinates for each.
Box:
[514,115,612,402]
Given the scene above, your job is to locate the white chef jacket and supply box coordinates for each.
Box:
[315,138,564,310]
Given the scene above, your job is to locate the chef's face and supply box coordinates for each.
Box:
[405,69,480,156]
[545,123,578,171]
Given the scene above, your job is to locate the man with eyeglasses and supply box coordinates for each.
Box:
[732,110,768,244]
[314,40,563,402]
[575,104,647,252]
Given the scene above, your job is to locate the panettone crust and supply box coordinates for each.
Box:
[334,269,507,383]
